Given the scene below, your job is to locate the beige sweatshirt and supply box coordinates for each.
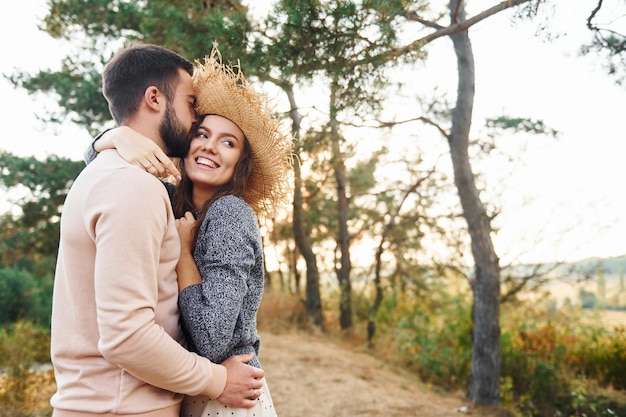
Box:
[50,150,226,417]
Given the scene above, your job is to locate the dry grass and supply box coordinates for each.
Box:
[0,369,55,417]
[6,298,624,417]
[256,293,518,416]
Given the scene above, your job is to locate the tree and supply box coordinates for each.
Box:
[582,0,626,86]
[11,0,562,407]
[0,268,52,327]
[0,152,84,267]
[354,0,540,405]
[263,0,407,331]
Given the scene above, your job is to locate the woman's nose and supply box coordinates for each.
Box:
[200,138,216,153]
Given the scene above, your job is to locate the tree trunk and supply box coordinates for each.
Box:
[292,152,324,328]
[285,83,324,329]
[330,83,353,331]
[447,0,501,405]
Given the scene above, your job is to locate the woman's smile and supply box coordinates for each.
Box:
[185,115,245,201]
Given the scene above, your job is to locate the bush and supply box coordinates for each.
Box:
[571,324,626,391]
[0,267,52,327]
[397,296,472,390]
[501,321,572,415]
[500,304,626,416]
[0,320,53,417]
[389,296,626,416]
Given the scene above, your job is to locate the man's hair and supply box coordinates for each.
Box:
[102,43,194,124]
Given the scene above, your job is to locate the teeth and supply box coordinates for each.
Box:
[197,157,218,168]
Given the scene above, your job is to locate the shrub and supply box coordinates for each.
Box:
[0,320,53,417]
[0,267,52,327]
[397,296,472,390]
[500,303,626,416]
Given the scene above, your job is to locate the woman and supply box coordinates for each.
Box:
[90,46,292,417]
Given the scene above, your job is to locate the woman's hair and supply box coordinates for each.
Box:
[171,115,253,239]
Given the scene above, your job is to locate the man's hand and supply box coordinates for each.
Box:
[216,353,265,408]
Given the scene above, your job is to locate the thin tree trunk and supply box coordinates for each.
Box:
[284,83,324,328]
[293,152,324,328]
[368,171,433,345]
[447,0,501,405]
[330,83,353,330]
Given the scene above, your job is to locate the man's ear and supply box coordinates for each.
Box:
[144,86,163,112]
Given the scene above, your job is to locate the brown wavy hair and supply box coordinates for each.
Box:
[171,115,253,240]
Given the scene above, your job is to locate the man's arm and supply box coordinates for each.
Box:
[88,168,225,397]
[88,165,262,406]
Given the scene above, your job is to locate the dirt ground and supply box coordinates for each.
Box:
[27,329,505,416]
[258,330,482,417]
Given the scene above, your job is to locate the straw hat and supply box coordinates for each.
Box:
[192,46,293,218]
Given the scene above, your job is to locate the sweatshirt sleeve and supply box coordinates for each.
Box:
[178,196,260,363]
[84,129,110,164]
[87,166,226,398]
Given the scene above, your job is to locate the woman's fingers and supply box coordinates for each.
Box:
[143,156,181,180]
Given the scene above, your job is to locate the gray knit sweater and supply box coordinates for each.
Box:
[177,194,263,369]
[86,144,263,369]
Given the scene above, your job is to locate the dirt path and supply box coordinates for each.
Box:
[258,331,475,417]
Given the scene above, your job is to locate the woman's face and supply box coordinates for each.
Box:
[184,115,245,196]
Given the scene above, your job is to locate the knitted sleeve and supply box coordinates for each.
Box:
[178,195,262,363]
[84,129,111,164]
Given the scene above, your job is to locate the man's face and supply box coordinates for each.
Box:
[159,69,196,158]
[160,102,191,157]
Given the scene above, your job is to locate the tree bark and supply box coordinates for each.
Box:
[293,154,325,328]
[447,0,501,405]
[285,83,324,329]
[330,82,353,331]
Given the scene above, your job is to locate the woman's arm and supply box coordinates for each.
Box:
[178,197,262,363]
[86,126,181,180]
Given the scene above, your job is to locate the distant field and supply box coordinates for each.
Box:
[598,309,626,328]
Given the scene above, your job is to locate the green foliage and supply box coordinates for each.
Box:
[0,152,84,266]
[8,58,111,135]
[0,268,52,327]
[501,322,571,416]
[485,115,559,137]
[580,289,598,309]
[397,296,473,389]
[26,0,410,129]
[267,0,406,115]
[346,151,381,197]
[572,324,626,391]
[12,0,257,134]
[383,294,626,416]
[500,304,626,416]
[581,3,626,87]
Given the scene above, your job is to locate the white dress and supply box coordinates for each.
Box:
[181,378,277,417]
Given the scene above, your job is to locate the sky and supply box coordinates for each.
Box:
[0,0,624,265]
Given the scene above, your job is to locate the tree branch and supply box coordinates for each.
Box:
[364,0,535,65]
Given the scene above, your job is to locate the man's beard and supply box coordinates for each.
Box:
[160,104,191,158]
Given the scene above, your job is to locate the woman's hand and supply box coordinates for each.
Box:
[175,211,201,291]
[176,211,197,254]
[97,126,181,180]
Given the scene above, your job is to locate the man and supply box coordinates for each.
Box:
[50,43,264,417]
